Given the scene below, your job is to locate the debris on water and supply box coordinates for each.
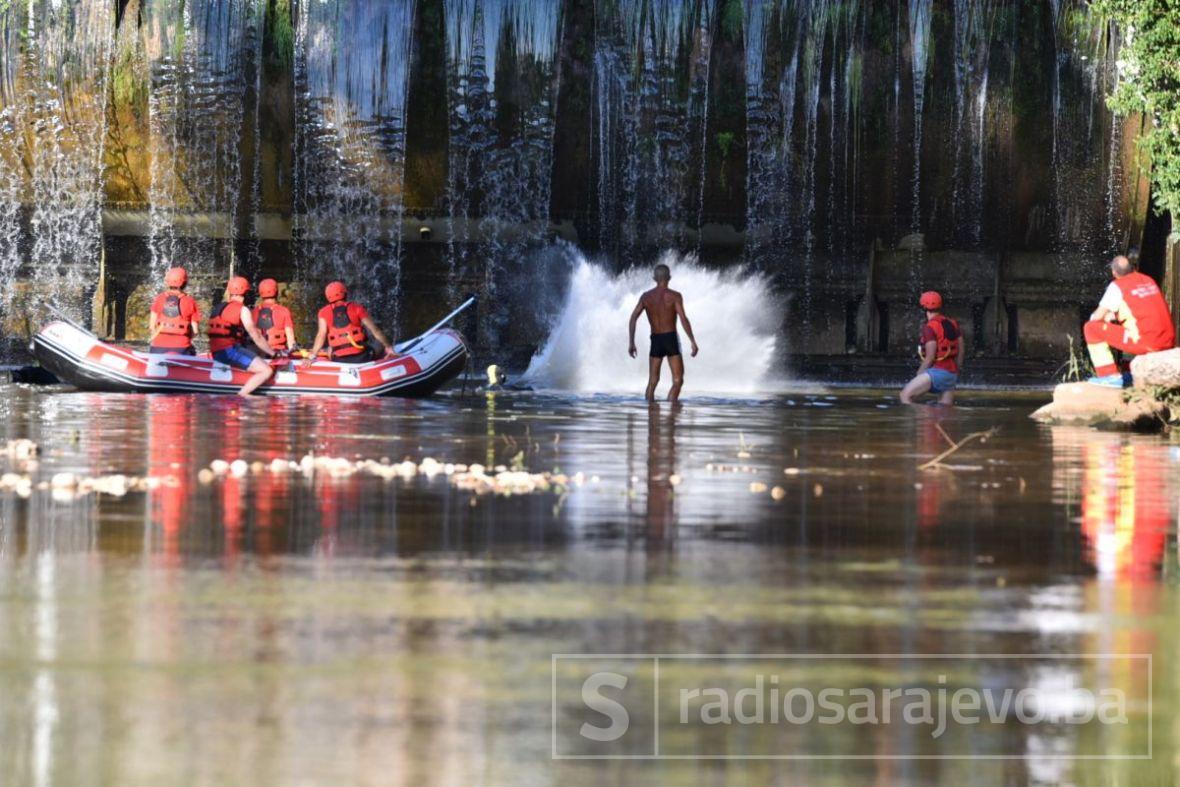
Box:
[771,486,786,501]
[4,439,38,461]
[749,482,767,494]
[2,469,167,500]
[196,453,583,497]
[813,483,824,497]
[783,467,801,476]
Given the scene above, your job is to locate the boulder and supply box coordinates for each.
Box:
[1030,382,1167,431]
[1130,348,1180,388]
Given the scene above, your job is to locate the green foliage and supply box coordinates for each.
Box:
[266,0,294,71]
[720,0,744,39]
[1058,334,1094,382]
[1092,0,1180,215]
[715,131,736,159]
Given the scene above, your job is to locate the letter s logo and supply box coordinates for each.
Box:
[580,672,630,742]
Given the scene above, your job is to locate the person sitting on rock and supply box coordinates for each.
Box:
[148,267,201,356]
[901,291,964,406]
[302,281,397,366]
[1085,255,1176,388]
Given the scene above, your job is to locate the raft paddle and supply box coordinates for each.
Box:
[394,295,477,354]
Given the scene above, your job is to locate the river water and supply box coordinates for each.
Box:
[0,384,1172,784]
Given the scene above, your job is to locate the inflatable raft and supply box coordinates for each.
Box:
[32,319,468,398]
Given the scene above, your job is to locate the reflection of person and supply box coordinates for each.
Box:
[627,264,699,403]
[147,396,192,563]
[207,276,277,396]
[303,281,396,366]
[645,403,680,541]
[148,266,201,355]
[1084,255,1175,388]
[1080,440,1167,579]
[900,291,963,406]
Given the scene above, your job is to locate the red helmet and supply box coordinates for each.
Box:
[226,276,251,296]
[919,291,943,310]
[325,281,347,303]
[164,267,187,288]
[258,278,278,298]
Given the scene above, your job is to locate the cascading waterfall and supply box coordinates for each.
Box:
[951,0,996,247]
[446,0,560,344]
[0,0,112,326]
[294,0,414,331]
[588,0,703,260]
[744,1,862,264]
[907,0,932,233]
[143,0,252,280]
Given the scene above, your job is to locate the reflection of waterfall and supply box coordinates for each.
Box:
[0,1,112,325]
[294,0,414,331]
[446,0,559,343]
[524,250,780,394]
[143,0,253,279]
[908,0,932,232]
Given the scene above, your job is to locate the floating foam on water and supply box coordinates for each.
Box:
[524,250,782,395]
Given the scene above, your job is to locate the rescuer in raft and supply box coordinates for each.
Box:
[252,278,297,354]
[627,263,699,403]
[302,281,397,366]
[207,276,278,396]
[148,266,202,355]
[1084,254,1176,387]
[900,291,964,405]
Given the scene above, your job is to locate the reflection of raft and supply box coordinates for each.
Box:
[33,320,468,398]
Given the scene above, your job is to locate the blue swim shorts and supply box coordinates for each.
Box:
[212,345,259,371]
[927,367,958,393]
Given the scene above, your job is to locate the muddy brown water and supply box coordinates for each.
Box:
[0,384,1172,785]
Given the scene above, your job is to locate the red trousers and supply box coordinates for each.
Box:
[1083,320,1158,376]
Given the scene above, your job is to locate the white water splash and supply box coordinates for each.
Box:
[524,251,781,395]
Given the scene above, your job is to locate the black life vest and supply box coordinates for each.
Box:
[327,302,366,357]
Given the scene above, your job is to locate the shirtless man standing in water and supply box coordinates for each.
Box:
[628,264,699,402]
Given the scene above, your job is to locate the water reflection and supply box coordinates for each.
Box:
[645,402,679,543]
[1051,427,1170,581]
[0,388,1174,782]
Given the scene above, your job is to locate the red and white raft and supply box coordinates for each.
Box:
[32,320,468,398]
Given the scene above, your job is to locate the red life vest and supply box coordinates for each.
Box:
[254,303,289,351]
[921,315,961,372]
[155,290,192,338]
[208,301,246,353]
[327,302,367,357]
[1113,272,1175,350]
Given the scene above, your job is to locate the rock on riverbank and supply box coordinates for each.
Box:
[1030,382,1168,431]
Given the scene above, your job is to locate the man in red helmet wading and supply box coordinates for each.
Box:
[1083,255,1176,387]
[149,267,202,355]
[901,291,964,405]
[302,281,396,367]
[207,276,277,396]
[252,278,297,353]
